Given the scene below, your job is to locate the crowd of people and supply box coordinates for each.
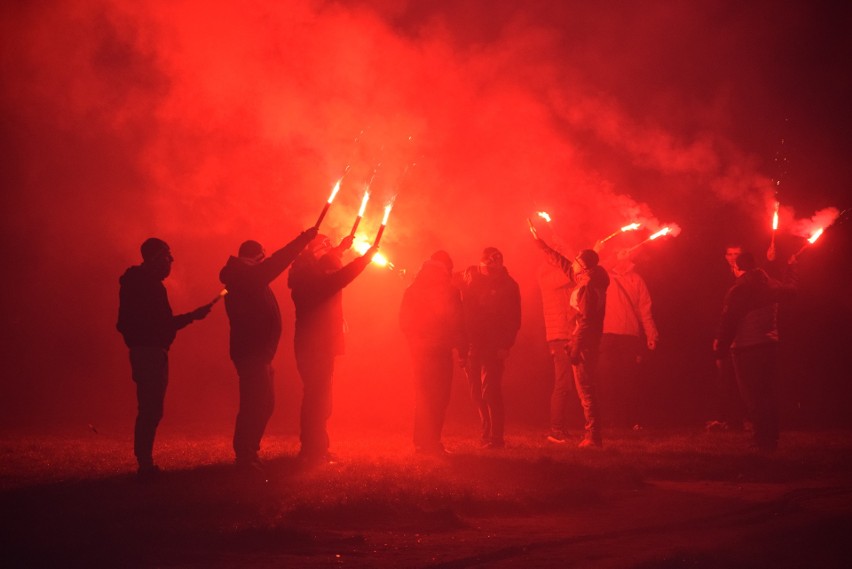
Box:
[116,224,797,479]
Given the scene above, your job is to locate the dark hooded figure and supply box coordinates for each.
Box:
[219,227,317,471]
[400,251,467,455]
[535,239,610,448]
[117,238,212,480]
[461,247,521,449]
[287,234,376,463]
[714,251,797,452]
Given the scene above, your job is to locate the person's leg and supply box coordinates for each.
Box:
[481,351,506,445]
[733,344,778,451]
[549,339,574,440]
[233,357,275,463]
[130,347,168,470]
[297,352,335,458]
[466,350,490,443]
[574,341,601,446]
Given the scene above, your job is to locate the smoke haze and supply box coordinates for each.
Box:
[2,1,850,435]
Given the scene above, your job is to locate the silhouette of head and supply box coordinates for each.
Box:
[140,237,172,280]
[575,249,599,271]
[735,251,757,272]
[430,250,454,274]
[238,240,265,262]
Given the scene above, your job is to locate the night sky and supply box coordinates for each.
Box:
[1,1,850,434]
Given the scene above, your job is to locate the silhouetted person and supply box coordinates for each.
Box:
[598,249,658,430]
[707,244,749,432]
[219,227,317,472]
[400,251,466,456]
[714,251,797,452]
[461,247,521,449]
[117,238,212,480]
[288,234,376,462]
[536,239,609,448]
[536,252,578,444]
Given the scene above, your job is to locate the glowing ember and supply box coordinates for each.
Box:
[772,202,780,231]
[210,288,228,305]
[649,227,671,240]
[807,227,824,244]
[621,223,641,232]
[537,211,552,223]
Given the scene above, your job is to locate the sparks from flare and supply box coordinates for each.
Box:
[374,200,394,246]
[600,222,642,244]
[807,227,824,244]
[537,211,552,223]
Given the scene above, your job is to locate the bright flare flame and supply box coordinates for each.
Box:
[537,211,552,223]
[772,202,780,231]
[807,228,824,244]
[328,178,342,203]
[353,237,389,266]
[357,190,370,216]
[381,203,393,225]
[649,227,671,240]
[621,223,641,232]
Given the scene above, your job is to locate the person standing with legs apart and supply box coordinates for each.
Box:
[117,238,213,480]
[461,247,521,449]
[219,227,317,474]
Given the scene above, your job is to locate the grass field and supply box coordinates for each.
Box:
[3,426,852,568]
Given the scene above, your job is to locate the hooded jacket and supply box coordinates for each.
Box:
[604,263,658,342]
[461,265,521,351]
[117,265,194,350]
[538,259,577,342]
[716,266,797,355]
[288,248,373,357]
[400,259,466,353]
[219,230,314,362]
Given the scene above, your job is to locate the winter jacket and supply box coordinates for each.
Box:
[537,260,576,341]
[716,266,797,356]
[219,230,314,362]
[461,265,521,351]
[569,265,610,358]
[400,259,466,353]
[604,264,658,342]
[117,265,194,350]
[288,249,372,357]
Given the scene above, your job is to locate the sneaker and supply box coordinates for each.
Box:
[547,432,568,444]
[705,420,729,433]
[578,436,602,449]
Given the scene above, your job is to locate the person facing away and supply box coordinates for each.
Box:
[117,238,212,480]
[287,233,376,463]
[218,226,318,472]
[535,238,609,448]
[399,251,467,456]
[597,249,658,430]
[461,247,521,449]
[713,251,797,452]
[536,249,578,445]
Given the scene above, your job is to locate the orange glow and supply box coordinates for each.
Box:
[649,227,671,240]
[808,227,824,244]
[536,211,552,222]
[353,237,389,266]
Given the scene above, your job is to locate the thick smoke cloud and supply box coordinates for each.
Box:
[1,1,850,433]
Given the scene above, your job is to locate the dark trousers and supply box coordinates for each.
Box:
[411,346,454,452]
[598,333,643,429]
[709,354,748,428]
[548,339,575,435]
[466,348,505,443]
[732,343,779,450]
[129,347,168,468]
[296,351,335,457]
[232,357,275,461]
[573,339,601,442]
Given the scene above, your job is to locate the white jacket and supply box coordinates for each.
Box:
[603,264,658,342]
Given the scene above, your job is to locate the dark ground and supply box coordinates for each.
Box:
[2,426,852,568]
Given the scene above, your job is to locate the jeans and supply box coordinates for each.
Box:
[296,351,335,457]
[232,357,275,461]
[732,343,779,450]
[466,348,506,444]
[548,339,575,435]
[411,346,454,451]
[129,347,168,468]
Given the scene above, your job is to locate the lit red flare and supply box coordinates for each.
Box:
[601,222,641,243]
[649,227,671,240]
[374,201,394,245]
[315,178,343,229]
[537,211,552,223]
[349,189,370,236]
[807,227,824,244]
[772,201,780,231]
[211,288,228,305]
[353,237,390,267]
[527,218,539,239]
